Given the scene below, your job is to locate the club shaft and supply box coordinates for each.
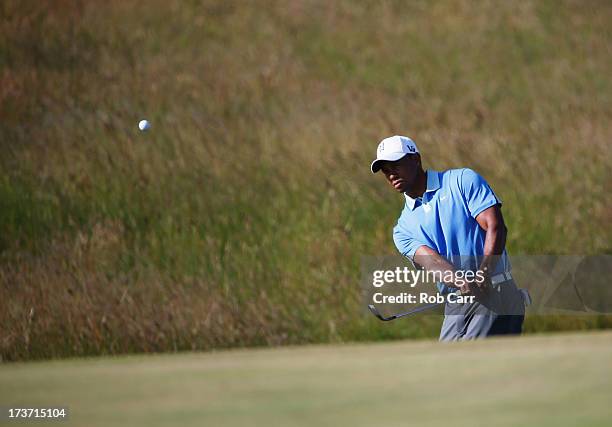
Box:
[390,302,443,319]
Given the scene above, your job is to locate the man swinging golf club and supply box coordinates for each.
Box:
[371,135,527,340]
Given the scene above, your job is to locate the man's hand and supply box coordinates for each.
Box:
[458,275,491,296]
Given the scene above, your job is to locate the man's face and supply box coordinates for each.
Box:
[379,154,421,193]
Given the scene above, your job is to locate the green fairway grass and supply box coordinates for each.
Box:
[1,331,611,427]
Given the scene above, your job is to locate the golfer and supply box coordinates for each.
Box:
[371,135,527,340]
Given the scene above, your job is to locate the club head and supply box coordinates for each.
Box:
[368,304,393,321]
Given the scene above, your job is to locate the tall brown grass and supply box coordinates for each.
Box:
[1,0,611,361]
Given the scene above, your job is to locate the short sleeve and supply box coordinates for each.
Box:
[459,168,501,218]
[393,225,425,262]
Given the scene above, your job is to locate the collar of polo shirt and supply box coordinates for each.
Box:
[404,170,440,210]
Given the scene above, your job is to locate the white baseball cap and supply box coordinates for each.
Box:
[370,135,419,173]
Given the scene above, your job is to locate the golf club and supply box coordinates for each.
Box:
[368,288,471,321]
[368,301,443,321]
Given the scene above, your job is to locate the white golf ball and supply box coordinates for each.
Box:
[138,119,150,131]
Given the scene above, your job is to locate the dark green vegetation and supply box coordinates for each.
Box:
[1,0,611,360]
[1,331,611,426]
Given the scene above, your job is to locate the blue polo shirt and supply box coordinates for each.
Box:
[393,168,510,291]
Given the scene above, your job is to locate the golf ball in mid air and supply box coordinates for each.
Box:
[138,119,150,131]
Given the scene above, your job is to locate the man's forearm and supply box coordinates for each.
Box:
[414,245,490,294]
[478,222,507,276]
[413,245,459,288]
[475,205,508,277]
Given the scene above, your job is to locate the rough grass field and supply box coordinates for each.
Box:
[1,331,611,427]
[1,0,611,361]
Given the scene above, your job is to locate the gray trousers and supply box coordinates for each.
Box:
[439,279,526,341]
